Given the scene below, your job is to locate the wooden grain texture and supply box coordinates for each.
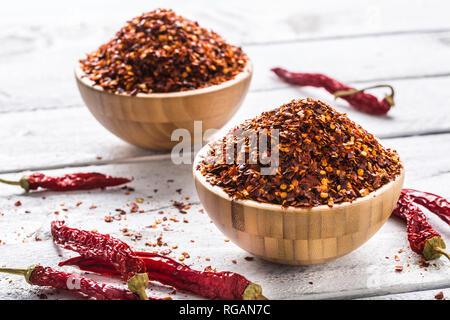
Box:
[193,145,405,265]
[0,0,449,300]
[75,64,252,150]
[1,1,450,114]
[2,76,449,173]
[0,160,447,300]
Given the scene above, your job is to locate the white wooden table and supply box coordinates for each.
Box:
[0,0,449,300]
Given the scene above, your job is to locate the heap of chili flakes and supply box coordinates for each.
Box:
[198,98,402,207]
[80,8,248,94]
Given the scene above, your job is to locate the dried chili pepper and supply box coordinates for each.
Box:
[392,193,450,261]
[199,98,402,207]
[51,221,149,300]
[0,172,131,192]
[0,265,139,300]
[80,8,247,94]
[271,68,394,115]
[402,189,450,226]
[59,252,266,300]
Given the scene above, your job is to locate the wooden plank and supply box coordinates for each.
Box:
[1,2,450,113]
[1,0,449,46]
[1,76,450,173]
[0,137,448,300]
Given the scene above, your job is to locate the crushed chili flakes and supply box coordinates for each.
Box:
[80,8,247,94]
[199,98,402,207]
[434,291,444,300]
[395,266,403,272]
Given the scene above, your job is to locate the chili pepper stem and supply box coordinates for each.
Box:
[0,265,37,284]
[334,84,395,107]
[434,247,450,261]
[242,283,267,300]
[127,273,150,300]
[423,236,450,261]
[0,177,29,192]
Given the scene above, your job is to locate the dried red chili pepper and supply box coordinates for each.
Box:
[392,193,450,260]
[59,252,266,300]
[0,172,131,192]
[51,221,149,300]
[402,189,450,226]
[271,68,394,115]
[0,265,139,300]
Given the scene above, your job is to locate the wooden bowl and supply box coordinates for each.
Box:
[75,62,252,150]
[193,144,405,265]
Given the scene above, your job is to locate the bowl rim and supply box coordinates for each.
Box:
[75,60,253,98]
[193,141,404,213]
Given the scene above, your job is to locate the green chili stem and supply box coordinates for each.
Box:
[0,178,21,186]
[242,282,268,300]
[0,265,37,284]
[334,84,395,106]
[435,247,450,261]
[0,267,28,276]
[127,273,149,300]
[0,177,30,192]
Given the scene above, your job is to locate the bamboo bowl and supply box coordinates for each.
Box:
[193,144,405,265]
[75,62,252,150]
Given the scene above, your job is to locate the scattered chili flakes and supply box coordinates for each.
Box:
[104,216,113,223]
[434,291,444,300]
[130,202,139,213]
[395,266,403,272]
[199,98,402,207]
[231,259,237,264]
[159,249,172,256]
[244,256,254,261]
[14,201,22,206]
[89,205,97,210]
[172,201,190,213]
[76,201,83,207]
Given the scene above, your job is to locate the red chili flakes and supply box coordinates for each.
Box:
[172,201,190,214]
[116,208,126,215]
[159,249,172,256]
[80,8,247,95]
[231,259,237,264]
[395,266,403,272]
[104,216,113,223]
[89,205,97,210]
[130,202,139,213]
[244,256,254,261]
[76,201,83,207]
[199,98,402,208]
[418,258,430,268]
[434,291,444,300]
[14,201,22,207]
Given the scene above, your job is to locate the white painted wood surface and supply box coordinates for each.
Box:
[0,0,449,300]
